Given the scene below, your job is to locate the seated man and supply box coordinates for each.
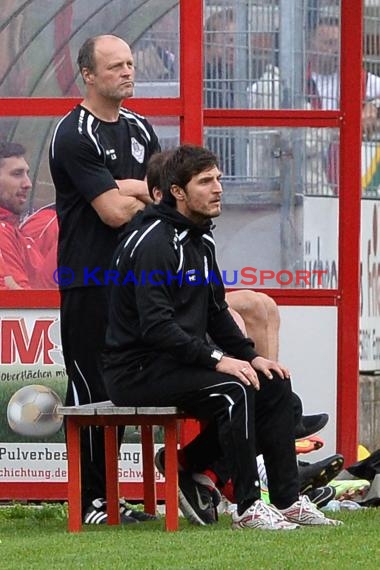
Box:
[103,144,341,530]
[146,150,328,441]
[145,150,281,360]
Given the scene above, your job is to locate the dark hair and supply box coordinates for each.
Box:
[77,36,98,74]
[0,141,26,165]
[146,150,173,199]
[160,144,219,206]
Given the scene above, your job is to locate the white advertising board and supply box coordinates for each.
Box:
[359,200,380,372]
[278,305,338,458]
[0,442,163,484]
[0,309,165,488]
[303,195,380,372]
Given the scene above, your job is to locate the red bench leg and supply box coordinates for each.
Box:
[66,418,82,532]
[104,425,120,525]
[164,419,179,531]
[141,424,157,515]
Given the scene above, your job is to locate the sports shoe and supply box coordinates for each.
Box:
[347,448,380,480]
[299,454,344,493]
[295,413,329,440]
[119,498,158,521]
[280,495,343,526]
[154,446,167,476]
[295,435,325,454]
[232,499,299,531]
[83,498,138,524]
[155,447,221,525]
[178,471,219,525]
[330,479,370,500]
[192,472,222,511]
[306,485,336,508]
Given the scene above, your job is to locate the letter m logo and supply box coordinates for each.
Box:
[1,318,54,364]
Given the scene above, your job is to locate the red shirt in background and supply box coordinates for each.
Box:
[0,206,57,289]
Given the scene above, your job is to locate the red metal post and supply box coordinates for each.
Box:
[66,419,82,532]
[104,425,120,525]
[164,419,179,531]
[140,424,157,515]
[336,1,363,463]
[179,0,203,144]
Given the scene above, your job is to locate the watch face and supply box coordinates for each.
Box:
[211,349,223,361]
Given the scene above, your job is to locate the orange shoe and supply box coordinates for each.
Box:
[295,435,324,454]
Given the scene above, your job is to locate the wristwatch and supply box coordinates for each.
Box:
[210,349,224,363]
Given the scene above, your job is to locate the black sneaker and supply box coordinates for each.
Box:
[119,498,158,521]
[178,471,218,525]
[299,454,344,493]
[83,498,138,524]
[154,447,166,476]
[294,413,329,440]
[155,447,220,525]
[306,485,336,508]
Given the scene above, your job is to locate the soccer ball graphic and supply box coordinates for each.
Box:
[7,384,63,437]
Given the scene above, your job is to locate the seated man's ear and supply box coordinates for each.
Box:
[170,184,185,201]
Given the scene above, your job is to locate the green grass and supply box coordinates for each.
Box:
[0,503,379,570]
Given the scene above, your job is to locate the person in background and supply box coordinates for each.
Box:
[204,8,236,177]
[0,141,53,289]
[20,203,58,289]
[249,10,380,194]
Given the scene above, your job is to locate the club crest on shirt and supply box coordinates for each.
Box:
[131,138,145,164]
[186,269,198,282]
[105,148,117,160]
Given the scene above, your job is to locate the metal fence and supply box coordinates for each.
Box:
[132,0,380,198]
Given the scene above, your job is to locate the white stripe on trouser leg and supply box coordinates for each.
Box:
[201,380,250,439]
[73,360,95,461]
[209,393,234,421]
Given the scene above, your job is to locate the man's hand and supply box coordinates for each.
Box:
[251,356,291,381]
[216,356,260,390]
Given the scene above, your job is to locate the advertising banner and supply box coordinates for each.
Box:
[303,196,380,372]
[359,200,380,372]
[0,309,163,497]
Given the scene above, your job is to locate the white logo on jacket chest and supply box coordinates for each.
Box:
[131,138,145,163]
[186,269,198,282]
[105,148,117,160]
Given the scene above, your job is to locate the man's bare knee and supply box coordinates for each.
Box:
[228,307,247,336]
[226,290,267,327]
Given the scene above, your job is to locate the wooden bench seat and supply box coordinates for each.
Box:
[58,400,187,532]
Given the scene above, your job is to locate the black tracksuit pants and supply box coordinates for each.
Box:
[60,287,111,512]
[105,354,300,510]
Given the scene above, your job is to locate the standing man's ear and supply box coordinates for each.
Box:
[82,68,94,85]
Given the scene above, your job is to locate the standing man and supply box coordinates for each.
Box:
[103,144,341,529]
[49,35,160,524]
